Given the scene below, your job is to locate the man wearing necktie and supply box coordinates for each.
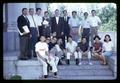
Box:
[27,8,38,58]
[51,9,64,38]
[17,8,31,60]
[62,10,70,49]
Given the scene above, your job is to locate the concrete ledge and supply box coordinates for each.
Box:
[16,60,43,79]
[3,55,18,79]
[106,53,117,78]
[3,52,43,80]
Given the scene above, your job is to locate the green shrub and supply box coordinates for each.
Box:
[10,75,22,80]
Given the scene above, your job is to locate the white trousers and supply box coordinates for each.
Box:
[66,51,91,60]
[37,55,59,76]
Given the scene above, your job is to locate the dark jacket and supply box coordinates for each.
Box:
[51,17,64,38]
[17,15,30,36]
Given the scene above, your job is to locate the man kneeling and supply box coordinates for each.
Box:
[35,36,58,78]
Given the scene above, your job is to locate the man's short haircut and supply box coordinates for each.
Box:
[22,8,27,12]
[84,12,88,16]
[91,10,96,13]
[36,8,41,12]
[72,11,77,14]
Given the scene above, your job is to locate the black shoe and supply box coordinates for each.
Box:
[76,59,79,65]
[66,59,70,65]
[53,72,58,78]
[44,75,48,78]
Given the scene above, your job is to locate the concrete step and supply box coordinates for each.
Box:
[58,65,109,70]
[67,60,105,65]
[58,69,113,76]
[57,75,116,80]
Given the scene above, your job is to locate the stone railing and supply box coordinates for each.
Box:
[105,52,117,79]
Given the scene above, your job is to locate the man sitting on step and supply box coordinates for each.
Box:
[76,37,92,65]
[35,36,58,78]
[65,35,78,65]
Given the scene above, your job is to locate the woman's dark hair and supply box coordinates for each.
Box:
[104,34,112,42]
[94,35,101,40]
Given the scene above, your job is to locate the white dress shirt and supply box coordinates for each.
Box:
[81,17,91,28]
[35,14,42,26]
[27,15,37,28]
[68,17,80,27]
[35,42,48,58]
[89,16,101,27]
[66,41,77,53]
[55,17,59,24]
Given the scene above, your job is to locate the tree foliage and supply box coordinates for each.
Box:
[97,4,117,31]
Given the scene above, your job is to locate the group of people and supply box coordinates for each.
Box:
[17,8,114,78]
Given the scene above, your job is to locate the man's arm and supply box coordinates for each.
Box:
[36,51,47,62]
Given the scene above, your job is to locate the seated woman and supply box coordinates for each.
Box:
[102,34,114,64]
[92,35,106,65]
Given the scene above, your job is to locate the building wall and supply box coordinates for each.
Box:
[3,3,48,52]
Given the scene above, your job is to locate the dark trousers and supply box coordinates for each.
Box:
[19,35,30,59]
[29,28,38,57]
[82,28,90,45]
[91,27,98,45]
[43,27,51,38]
[38,26,43,37]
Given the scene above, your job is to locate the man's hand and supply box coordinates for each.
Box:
[61,32,64,35]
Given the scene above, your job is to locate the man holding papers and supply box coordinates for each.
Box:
[17,8,31,60]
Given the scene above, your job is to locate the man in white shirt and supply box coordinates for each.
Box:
[81,12,91,45]
[35,36,58,78]
[68,11,81,42]
[89,10,101,45]
[65,36,78,65]
[35,8,43,37]
[27,8,38,58]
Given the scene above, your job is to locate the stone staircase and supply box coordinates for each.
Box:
[57,60,114,80]
[3,51,117,80]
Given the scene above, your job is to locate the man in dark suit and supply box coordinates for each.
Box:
[62,10,70,48]
[51,9,64,38]
[17,8,31,60]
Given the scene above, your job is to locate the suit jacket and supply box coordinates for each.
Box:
[51,17,64,37]
[63,16,70,36]
[17,15,30,36]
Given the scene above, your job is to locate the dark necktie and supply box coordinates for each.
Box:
[64,17,67,21]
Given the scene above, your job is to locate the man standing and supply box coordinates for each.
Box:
[68,11,81,42]
[17,8,31,60]
[51,9,64,38]
[62,10,70,48]
[35,8,43,37]
[81,12,91,45]
[42,11,51,38]
[89,10,101,45]
[27,8,38,58]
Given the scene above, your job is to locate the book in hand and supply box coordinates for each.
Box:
[18,25,30,36]
[43,20,49,25]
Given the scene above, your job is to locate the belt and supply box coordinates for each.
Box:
[72,26,78,28]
